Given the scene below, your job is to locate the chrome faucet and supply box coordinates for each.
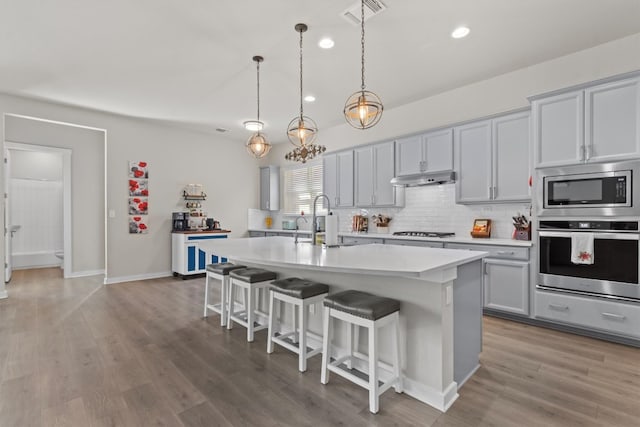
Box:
[312,194,331,245]
[294,215,308,244]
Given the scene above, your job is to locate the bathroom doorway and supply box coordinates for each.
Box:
[4,142,71,281]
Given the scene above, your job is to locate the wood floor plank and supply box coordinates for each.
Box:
[1,267,639,427]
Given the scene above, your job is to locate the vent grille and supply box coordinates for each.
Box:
[215,128,229,133]
[341,0,386,25]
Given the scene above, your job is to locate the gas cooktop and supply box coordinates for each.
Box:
[392,231,455,238]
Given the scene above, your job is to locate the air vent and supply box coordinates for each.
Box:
[341,0,386,25]
[215,128,229,133]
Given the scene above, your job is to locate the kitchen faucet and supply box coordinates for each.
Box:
[294,215,308,244]
[312,194,331,245]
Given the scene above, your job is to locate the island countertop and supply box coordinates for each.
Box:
[199,236,487,279]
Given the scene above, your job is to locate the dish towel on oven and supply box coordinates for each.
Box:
[571,233,594,265]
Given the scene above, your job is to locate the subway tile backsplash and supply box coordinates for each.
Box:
[249,184,530,239]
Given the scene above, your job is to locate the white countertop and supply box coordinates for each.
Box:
[249,229,533,247]
[200,236,487,278]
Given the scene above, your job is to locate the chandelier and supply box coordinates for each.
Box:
[344,0,383,129]
[285,23,326,163]
[245,55,272,158]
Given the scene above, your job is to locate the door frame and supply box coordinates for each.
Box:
[4,141,72,276]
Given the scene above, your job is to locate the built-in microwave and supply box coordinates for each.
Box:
[538,160,640,217]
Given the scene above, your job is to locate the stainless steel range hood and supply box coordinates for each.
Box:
[390,171,455,187]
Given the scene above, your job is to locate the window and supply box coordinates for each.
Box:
[283,162,323,215]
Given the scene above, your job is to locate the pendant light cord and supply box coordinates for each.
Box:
[299,27,304,120]
[360,0,366,92]
[256,59,261,123]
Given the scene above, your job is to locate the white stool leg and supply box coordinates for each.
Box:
[220,275,228,326]
[368,324,379,414]
[299,301,308,372]
[292,303,298,344]
[226,280,235,330]
[393,312,403,393]
[267,291,276,354]
[320,306,331,384]
[247,285,255,342]
[345,323,353,369]
[203,273,210,317]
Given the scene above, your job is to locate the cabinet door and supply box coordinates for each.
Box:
[585,77,640,163]
[423,128,453,172]
[323,153,338,207]
[259,166,279,211]
[484,259,529,316]
[337,151,354,207]
[373,141,396,206]
[455,120,493,203]
[492,111,531,202]
[259,166,270,210]
[354,146,374,206]
[395,135,423,176]
[533,91,584,168]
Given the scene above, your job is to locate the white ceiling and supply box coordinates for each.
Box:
[2,0,640,143]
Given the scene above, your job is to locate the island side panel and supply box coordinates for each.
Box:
[453,259,483,386]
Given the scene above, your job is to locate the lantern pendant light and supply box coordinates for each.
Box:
[285,23,325,163]
[245,55,272,158]
[344,0,383,129]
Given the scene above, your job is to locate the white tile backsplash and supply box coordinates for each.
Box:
[250,184,530,239]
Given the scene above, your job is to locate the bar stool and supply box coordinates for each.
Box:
[227,268,277,342]
[266,278,329,372]
[203,263,246,326]
[320,290,402,414]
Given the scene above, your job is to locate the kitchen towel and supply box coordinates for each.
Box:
[325,213,339,246]
[570,232,594,265]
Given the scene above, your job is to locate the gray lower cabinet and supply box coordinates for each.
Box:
[445,242,530,316]
[249,231,266,237]
[341,236,384,245]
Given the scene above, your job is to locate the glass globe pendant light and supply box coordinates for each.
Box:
[344,0,383,129]
[287,24,317,147]
[245,55,272,158]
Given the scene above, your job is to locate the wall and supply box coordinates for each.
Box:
[0,94,259,287]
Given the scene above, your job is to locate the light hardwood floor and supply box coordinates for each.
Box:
[0,268,638,426]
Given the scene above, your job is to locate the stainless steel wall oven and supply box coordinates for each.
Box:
[538,220,640,301]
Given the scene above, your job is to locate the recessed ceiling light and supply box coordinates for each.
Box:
[304,95,316,102]
[318,38,335,49]
[243,120,263,131]
[451,26,470,39]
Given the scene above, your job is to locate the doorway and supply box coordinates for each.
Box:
[4,142,71,281]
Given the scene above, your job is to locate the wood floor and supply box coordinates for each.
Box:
[0,268,638,427]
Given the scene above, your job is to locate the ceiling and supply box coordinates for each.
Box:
[2,0,640,143]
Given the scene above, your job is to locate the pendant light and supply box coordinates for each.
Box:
[285,23,325,163]
[344,0,383,129]
[245,55,272,158]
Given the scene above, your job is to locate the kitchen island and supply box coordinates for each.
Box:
[200,236,487,412]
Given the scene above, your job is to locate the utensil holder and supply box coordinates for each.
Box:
[513,225,531,241]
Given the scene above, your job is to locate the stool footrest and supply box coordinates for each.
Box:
[272,335,322,358]
[328,357,398,395]
[206,303,223,315]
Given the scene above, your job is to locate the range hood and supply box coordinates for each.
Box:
[390,171,455,187]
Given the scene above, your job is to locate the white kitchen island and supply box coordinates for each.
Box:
[200,236,487,412]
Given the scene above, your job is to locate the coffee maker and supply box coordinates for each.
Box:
[172,212,189,231]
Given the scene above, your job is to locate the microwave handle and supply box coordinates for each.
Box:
[539,231,640,240]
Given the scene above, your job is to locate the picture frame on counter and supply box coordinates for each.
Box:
[471,218,491,238]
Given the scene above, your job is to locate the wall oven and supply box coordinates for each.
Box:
[538,160,640,217]
[538,220,640,301]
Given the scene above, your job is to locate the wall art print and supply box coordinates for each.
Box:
[129,161,149,234]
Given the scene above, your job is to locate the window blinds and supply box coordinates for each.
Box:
[283,163,324,215]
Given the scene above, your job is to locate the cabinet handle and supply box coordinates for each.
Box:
[496,251,515,256]
[371,194,375,205]
[493,186,497,199]
[585,144,592,161]
[488,186,492,199]
[266,201,269,210]
[601,312,626,321]
[483,262,488,275]
[549,303,569,311]
[420,160,427,172]
[335,197,339,206]
[579,145,585,162]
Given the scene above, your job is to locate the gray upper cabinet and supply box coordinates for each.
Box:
[533,76,640,168]
[355,141,397,207]
[455,120,493,203]
[395,129,453,177]
[455,111,531,204]
[323,151,354,208]
[259,165,279,211]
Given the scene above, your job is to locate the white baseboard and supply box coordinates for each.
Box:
[65,269,105,278]
[13,251,62,269]
[402,378,458,412]
[104,271,173,285]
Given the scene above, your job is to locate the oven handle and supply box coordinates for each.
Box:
[539,231,640,240]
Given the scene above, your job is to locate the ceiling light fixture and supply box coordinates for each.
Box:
[304,95,316,102]
[286,23,325,164]
[344,0,383,129]
[318,37,335,49]
[451,26,470,39]
[245,55,272,159]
